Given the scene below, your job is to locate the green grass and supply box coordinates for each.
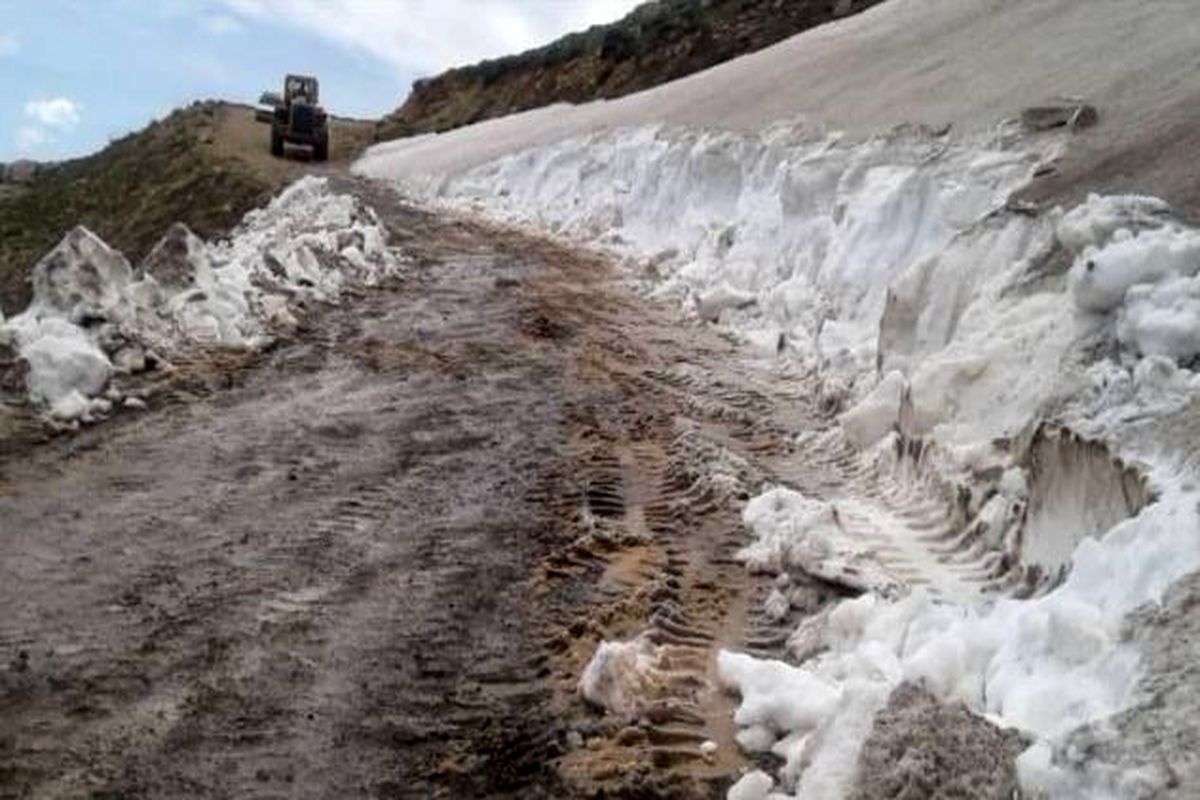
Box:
[0,103,273,315]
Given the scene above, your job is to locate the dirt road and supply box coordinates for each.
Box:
[0,179,1050,798]
[0,187,578,798]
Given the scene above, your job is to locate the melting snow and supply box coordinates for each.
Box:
[0,176,402,423]
[360,115,1200,797]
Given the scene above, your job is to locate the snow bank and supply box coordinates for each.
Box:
[720,474,1200,799]
[359,119,1200,796]
[367,124,1042,389]
[0,177,402,422]
[361,123,1200,444]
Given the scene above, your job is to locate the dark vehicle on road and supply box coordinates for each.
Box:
[256,74,329,161]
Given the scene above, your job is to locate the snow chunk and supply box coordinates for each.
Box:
[718,650,840,733]
[839,370,906,448]
[139,222,215,291]
[739,487,899,593]
[7,316,112,411]
[1117,273,1200,360]
[735,725,777,754]
[1056,194,1172,254]
[695,282,757,323]
[579,635,674,719]
[1071,225,1200,314]
[28,226,134,324]
[727,769,774,800]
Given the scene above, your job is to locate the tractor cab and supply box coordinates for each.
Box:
[285,75,319,105]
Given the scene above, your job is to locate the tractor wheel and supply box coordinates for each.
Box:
[270,127,284,157]
[313,135,329,162]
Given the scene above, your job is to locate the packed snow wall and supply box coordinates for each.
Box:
[359,122,1200,451]
[358,121,1200,797]
[0,177,402,424]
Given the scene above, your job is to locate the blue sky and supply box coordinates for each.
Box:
[0,0,640,161]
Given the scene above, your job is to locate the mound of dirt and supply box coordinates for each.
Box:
[376,0,883,141]
[850,682,1027,800]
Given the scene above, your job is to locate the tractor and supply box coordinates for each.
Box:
[256,74,329,161]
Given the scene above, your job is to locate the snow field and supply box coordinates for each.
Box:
[0,176,402,422]
[359,118,1200,797]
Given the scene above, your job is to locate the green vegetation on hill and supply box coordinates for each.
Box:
[377,0,883,141]
[0,104,265,315]
[0,101,373,316]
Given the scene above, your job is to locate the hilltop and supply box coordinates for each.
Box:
[0,102,373,315]
[376,0,882,141]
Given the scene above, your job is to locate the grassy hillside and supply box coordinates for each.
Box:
[0,101,373,315]
[377,0,883,141]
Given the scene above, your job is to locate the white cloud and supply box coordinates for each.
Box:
[24,97,82,129]
[16,98,82,153]
[201,14,243,35]
[15,125,47,152]
[219,0,641,75]
[0,34,18,58]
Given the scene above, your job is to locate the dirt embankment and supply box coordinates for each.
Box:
[376,0,883,142]
[0,102,373,316]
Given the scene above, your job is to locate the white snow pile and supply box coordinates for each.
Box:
[362,123,1043,385]
[737,487,901,597]
[0,176,401,422]
[360,120,1200,797]
[1067,211,1200,360]
[719,471,1200,799]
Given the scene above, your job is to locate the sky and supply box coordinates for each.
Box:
[0,0,641,162]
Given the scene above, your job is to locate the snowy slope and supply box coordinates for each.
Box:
[358,0,1200,211]
[355,1,1200,797]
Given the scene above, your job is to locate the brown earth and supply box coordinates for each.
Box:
[376,0,883,142]
[850,683,1027,800]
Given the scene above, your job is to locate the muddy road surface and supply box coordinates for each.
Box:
[0,179,1032,798]
[0,186,579,798]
